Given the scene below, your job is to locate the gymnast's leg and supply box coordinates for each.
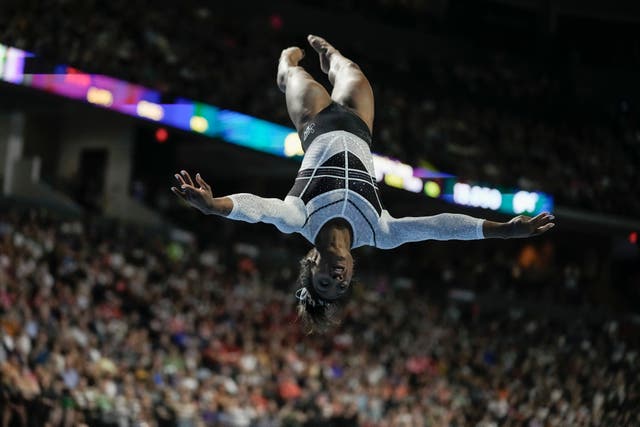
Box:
[307,35,375,133]
[277,46,332,139]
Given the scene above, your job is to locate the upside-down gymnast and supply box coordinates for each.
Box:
[172,35,555,332]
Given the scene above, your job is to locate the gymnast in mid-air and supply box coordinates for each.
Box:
[172,35,555,332]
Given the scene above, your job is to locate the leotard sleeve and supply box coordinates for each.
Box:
[226,194,305,234]
[376,210,484,249]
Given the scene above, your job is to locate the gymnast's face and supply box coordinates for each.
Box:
[309,247,353,300]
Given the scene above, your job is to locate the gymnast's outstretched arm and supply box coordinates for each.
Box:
[171,170,304,233]
[376,210,555,249]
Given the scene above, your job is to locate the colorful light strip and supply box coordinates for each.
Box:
[0,43,553,215]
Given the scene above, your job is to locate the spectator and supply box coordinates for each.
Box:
[0,210,637,425]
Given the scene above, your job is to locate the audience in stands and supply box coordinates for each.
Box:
[0,211,637,426]
[1,3,639,426]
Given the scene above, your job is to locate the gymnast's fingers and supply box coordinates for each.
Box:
[171,186,187,201]
[531,212,548,224]
[175,173,187,187]
[533,213,555,227]
[196,173,211,192]
[535,223,555,234]
[181,170,195,186]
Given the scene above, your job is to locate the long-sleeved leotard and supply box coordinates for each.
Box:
[226,102,484,249]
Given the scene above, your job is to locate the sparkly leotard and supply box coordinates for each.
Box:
[227,103,484,248]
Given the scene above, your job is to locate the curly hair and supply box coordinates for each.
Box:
[295,254,352,334]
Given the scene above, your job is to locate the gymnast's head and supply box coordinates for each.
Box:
[295,247,354,333]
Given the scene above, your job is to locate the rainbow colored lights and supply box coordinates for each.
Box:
[0,43,553,215]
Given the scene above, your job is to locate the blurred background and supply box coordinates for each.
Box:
[0,0,639,426]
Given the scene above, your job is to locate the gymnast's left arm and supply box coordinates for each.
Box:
[376,210,555,249]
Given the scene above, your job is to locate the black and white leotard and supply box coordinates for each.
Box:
[227,103,484,249]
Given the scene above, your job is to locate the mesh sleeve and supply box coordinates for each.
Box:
[377,211,485,249]
[226,194,304,234]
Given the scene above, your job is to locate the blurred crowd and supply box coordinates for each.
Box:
[0,210,638,426]
[1,0,639,217]
[1,3,639,426]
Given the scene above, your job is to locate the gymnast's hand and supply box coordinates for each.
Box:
[171,170,217,215]
[507,212,555,238]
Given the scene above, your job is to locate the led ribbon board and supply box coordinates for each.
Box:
[0,43,553,215]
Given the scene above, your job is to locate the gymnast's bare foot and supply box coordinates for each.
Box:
[277,47,305,92]
[280,46,305,65]
[307,34,339,74]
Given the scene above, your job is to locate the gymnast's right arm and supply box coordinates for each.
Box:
[172,170,232,215]
[171,170,303,233]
